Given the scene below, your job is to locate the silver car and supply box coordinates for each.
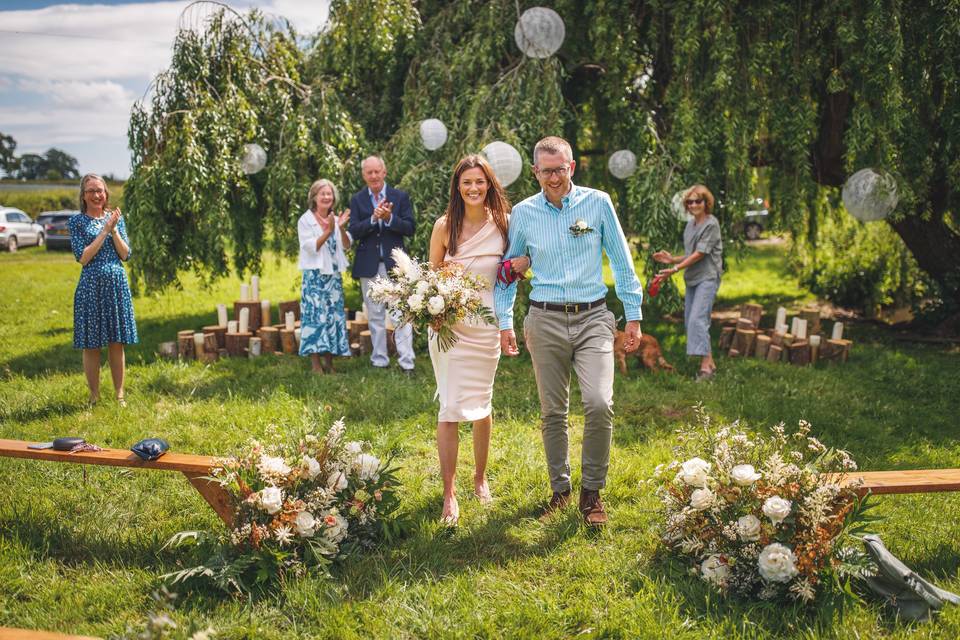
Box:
[0,207,45,251]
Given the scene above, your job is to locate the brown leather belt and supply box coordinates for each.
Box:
[529,298,606,313]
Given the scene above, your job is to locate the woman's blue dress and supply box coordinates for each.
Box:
[299,234,350,357]
[69,214,138,349]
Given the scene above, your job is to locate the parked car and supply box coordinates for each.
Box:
[743,198,769,240]
[37,210,78,251]
[0,207,45,251]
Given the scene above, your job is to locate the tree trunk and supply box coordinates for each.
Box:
[888,213,960,306]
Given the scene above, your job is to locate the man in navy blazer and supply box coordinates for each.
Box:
[348,155,416,371]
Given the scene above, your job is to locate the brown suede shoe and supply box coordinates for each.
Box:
[540,489,571,521]
[579,489,608,526]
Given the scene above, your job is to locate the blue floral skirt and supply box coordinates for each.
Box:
[73,264,139,349]
[299,270,351,357]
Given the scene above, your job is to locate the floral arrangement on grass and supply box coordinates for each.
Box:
[367,248,495,351]
[164,416,401,594]
[653,408,876,603]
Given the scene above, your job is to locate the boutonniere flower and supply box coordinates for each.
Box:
[569,219,595,237]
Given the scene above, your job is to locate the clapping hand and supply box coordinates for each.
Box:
[104,208,121,232]
[337,209,351,226]
[373,201,393,222]
[652,249,673,264]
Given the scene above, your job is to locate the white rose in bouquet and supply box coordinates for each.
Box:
[679,457,712,487]
[730,464,762,486]
[415,279,431,296]
[322,511,348,543]
[690,487,715,511]
[294,510,317,537]
[257,486,284,514]
[700,554,730,585]
[736,514,762,541]
[427,295,445,315]
[344,441,364,456]
[407,294,425,312]
[758,543,799,583]
[257,454,292,478]
[327,470,348,492]
[301,456,322,480]
[354,453,381,482]
[437,280,454,297]
[762,496,792,526]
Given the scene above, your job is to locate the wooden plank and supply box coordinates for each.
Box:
[184,471,235,526]
[0,627,100,640]
[837,469,960,495]
[0,439,215,474]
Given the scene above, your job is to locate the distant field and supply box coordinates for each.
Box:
[0,182,124,217]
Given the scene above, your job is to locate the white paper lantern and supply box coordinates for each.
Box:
[241,143,267,175]
[482,141,523,187]
[419,118,448,151]
[842,168,898,222]
[514,7,565,59]
[608,150,637,179]
[671,190,693,222]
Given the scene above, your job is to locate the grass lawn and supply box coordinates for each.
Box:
[1,242,958,638]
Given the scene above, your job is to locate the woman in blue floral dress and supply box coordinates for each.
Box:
[70,174,138,406]
[298,179,352,373]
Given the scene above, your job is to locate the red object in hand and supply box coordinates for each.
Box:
[497,259,527,286]
[647,273,671,297]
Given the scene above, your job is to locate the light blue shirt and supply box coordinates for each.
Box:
[494,183,643,330]
[368,185,392,227]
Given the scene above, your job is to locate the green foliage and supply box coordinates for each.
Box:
[0,188,76,217]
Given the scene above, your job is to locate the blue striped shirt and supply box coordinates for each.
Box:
[494,183,643,330]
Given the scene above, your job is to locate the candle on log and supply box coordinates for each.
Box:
[790,317,800,336]
[832,322,844,341]
[285,311,295,331]
[227,320,238,334]
[217,303,228,327]
[251,275,260,302]
[193,332,204,354]
[239,307,250,334]
[795,318,808,340]
[260,300,271,327]
[240,283,249,302]
[775,307,787,328]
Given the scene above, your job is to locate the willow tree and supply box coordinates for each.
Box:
[125,9,362,291]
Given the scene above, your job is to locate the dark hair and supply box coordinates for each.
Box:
[444,155,510,256]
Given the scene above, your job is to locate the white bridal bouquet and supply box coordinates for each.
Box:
[653,407,875,604]
[367,248,496,351]
[164,416,400,594]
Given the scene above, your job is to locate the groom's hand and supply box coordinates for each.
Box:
[500,329,520,356]
[623,320,642,353]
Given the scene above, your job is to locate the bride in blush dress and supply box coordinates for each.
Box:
[428,155,528,525]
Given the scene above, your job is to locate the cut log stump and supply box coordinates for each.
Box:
[202,325,227,349]
[177,330,195,360]
[258,326,279,353]
[740,303,764,328]
[225,332,252,357]
[280,329,297,355]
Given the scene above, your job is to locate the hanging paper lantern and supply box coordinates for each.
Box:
[514,7,565,59]
[608,150,637,179]
[419,119,448,151]
[240,143,267,175]
[482,141,523,187]
[671,190,693,222]
[842,168,898,222]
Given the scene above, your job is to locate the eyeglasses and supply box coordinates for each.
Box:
[84,189,106,195]
[536,166,570,178]
[685,198,705,206]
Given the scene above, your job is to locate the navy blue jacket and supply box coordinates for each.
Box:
[348,185,416,279]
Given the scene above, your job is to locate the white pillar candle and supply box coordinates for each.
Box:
[790,317,799,336]
[249,337,262,357]
[227,320,238,334]
[285,311,295,331]
[193,332,205,353]
[294,327,302,345]
[260,300,270,326]
[239,307,250,334]
[251,275,260,302]
[809,335,821,347]
[831,322,844,341]
[776,323,788,335]
[775,307,787,329]
[796,319,808,340]
[216,303,228,327]
[356,311,366,323]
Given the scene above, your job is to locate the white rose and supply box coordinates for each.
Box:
[679,457,712,487]
[407,294,424,312]
[415,280,431,296]
[257,486,284,514]
[344,441,364,456]
[294,510,317,537]
[427,295,445,315]
[736,514,762,541]
[437,280,454,297]
[690,488,715,511]
[762,496,792,526]
[257,454,292,478]
[354,453,381,482]
[322,511,348,543]
[327,470,348,492]
[301,456,322,480]
[700,554,730,585]
[758,543,799,583]
[730,464,762,486]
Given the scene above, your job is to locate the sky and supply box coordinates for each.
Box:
[0,0,331,179]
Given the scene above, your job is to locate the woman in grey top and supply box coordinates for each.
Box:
[653,184,722,380]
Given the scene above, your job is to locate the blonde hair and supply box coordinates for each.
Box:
[533,136,573,164]
[307,179,339,213]
[684,184,715,216]
[79,174,109,213]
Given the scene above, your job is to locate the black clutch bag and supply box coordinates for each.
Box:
[52,437,85,451]
[130,438,170,461]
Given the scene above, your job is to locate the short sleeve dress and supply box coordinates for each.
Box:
[69,213,138,348]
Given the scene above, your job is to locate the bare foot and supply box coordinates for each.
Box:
[473,479,492,506]
[440,495,459,526]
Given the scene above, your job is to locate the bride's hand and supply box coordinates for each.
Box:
[511,255,530,274]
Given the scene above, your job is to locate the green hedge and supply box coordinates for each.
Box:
[0,184,124,218]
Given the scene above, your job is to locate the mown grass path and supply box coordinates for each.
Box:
[1,244,958,638]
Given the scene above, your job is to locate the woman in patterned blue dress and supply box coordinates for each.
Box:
[298,179,352,373]
[70,174,138,406]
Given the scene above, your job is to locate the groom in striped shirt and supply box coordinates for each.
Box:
[494,136,643,526]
